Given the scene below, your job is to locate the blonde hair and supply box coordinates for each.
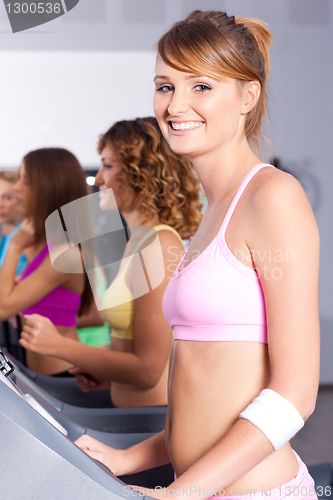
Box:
[157,10,272,154]
[0,171,18,183]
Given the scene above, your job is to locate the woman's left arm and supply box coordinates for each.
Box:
[139,172,320,498]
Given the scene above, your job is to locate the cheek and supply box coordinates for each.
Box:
[153,96,166,123]
[103,172,115,189]
[8,200,17,211]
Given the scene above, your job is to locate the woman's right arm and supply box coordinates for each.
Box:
[75,430,170,476]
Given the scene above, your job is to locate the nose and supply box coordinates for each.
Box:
[167,89,189,117]
[94,166,103,186]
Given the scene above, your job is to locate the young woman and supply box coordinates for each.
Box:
[19,117,202,408]
[72,11,320,499]
[0,148,93,376]
[0,171,26,274]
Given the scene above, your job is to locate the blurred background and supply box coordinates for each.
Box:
[0,0,332,407]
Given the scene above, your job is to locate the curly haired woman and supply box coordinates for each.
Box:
[20,117,202,408]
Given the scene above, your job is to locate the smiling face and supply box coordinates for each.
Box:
[0,178,21,225]
[95,144,136,213]
[154,58,258,162]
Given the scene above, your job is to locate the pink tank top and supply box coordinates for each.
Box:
[19,246,81,327]
[163,164,274,343]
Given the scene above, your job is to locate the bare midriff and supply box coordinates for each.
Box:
[165,340,299,495]
[23,320,78,375]
[110,337,169,408]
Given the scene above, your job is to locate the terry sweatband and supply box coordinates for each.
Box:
[239,388,304,451]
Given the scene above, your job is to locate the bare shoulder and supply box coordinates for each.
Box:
[250,167,316,225]
[156,229,184,274]
[246,167,319,246]
[157,229,184,250]
[37,243,85,288]
[252,167,305,202]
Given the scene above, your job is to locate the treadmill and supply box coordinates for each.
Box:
[0,351,173,498]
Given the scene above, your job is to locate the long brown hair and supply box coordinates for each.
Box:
[23,148,92,315]
[98,117,202,239]
[157,10,272,154]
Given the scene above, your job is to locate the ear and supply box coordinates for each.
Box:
[241,81,261,115]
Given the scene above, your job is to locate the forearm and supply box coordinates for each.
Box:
[167,418,273,499]
[123,431,170,475]
[56,337,153,387]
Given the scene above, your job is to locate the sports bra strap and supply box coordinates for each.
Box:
[20,245,50,280]
[220,163,274,236]
[122,224,182,275]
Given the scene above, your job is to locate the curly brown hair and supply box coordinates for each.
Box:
[97,117,202,240]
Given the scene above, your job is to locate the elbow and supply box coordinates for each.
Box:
[297,381,319,421]
[269,382,318,421]
[135,366,161,390]
[301,395,317,421]
[291,392,318,422]
[0,309,9,321]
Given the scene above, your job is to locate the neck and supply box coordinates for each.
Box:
[121,209,161,228]
[2,214,23,235]
[1,222,15,236]
[190,138,261,207]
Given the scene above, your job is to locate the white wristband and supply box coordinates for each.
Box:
[239,389,304,451]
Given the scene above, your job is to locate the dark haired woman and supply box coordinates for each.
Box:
[0,148,93,376]
[20,117,203,408]
[73,11,319,499]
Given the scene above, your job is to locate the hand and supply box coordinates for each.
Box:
[74,435,124,475]
[69,367,111,392]
[10,218,36,252]
[19,314,63,356]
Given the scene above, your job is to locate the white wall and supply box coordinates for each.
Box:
[0,51,156,168]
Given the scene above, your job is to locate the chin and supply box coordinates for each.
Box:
[99,198,119,212]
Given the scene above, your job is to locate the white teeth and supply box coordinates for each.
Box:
[171,121,203,131]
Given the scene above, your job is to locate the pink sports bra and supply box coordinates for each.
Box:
[162,164,274,343]
[19,246,81,327]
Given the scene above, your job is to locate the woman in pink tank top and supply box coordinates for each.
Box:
[0,148,94,375]
[61,11,320,499]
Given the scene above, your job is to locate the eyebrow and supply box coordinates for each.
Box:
[154,74,208,82]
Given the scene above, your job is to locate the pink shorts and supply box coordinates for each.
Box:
[176,451,318,499]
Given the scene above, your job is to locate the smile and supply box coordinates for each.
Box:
[170,121,203,131]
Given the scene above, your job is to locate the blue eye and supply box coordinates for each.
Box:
[103,163,113,169]
[195,84,211,92]
[156,84,173,93]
